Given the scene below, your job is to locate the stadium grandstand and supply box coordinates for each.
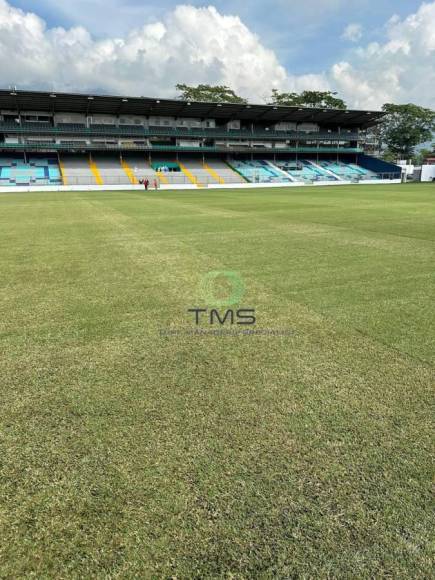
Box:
[0,89,402,188]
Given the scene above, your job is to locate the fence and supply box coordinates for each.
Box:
[62,174,227,186]
[0,173,402,188]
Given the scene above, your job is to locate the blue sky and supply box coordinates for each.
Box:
[1,0,434,108]
[11,0,424,75]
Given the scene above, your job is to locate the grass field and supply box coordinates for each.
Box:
[0,183,433,577]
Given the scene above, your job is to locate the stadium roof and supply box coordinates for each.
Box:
[0,89,385,127]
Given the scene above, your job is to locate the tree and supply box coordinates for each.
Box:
[269,89,347,109]
[379,103,435,158]
[381,149,397,163]
[412,147,432,165]
[175,84,247,104]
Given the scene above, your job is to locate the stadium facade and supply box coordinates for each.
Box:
[0,89,402,188]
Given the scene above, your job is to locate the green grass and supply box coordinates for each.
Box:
[0,183,433,577]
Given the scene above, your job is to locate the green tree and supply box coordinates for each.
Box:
[380,103,435,158]
[412,147,432,165]
[270,89,347,109]
[175,84,247,104]
[381,149,397,163]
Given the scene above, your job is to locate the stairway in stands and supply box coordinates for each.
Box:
[60,155,98,185]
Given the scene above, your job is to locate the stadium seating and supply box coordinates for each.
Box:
[122,155,157,183]
[0,121,53,132]
[357,154,402,178]
[56,123,87,130]
[60,154,97,185]
[274,160,338,182]
[318,160,379,180]
[0,155,62,186]
[228,160,290,183]
[175,159,210,185]
[92,155,131,185]
[150,161,189,185]
[155,159,247,185]
[90,124,145,135]
[204,160,246,183]
[347,163,380,179]
[0,153,385,187]
[0,121,360,142]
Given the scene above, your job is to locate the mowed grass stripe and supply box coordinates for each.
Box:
[0,184,433,577]
[80,187,434,364]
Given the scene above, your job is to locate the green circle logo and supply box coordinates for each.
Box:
[200,271,245,307]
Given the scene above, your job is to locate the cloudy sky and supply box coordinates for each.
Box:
[1,0,434,109]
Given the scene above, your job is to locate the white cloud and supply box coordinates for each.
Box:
[332,2,435,108]
[0,0,434,110]
[342,23,363,42]
[0,0,325,101]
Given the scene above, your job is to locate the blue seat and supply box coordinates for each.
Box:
[0,156,62,185]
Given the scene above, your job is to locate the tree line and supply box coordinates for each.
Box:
[176,84,435,163]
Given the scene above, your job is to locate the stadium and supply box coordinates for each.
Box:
[0,89,402,190]
[0,1,434,578]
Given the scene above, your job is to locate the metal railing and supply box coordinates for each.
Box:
[0,142,364,154]
[345,172,401,181]
[2,173,401,187]
[0,122,362,141]
[61,174,233,186]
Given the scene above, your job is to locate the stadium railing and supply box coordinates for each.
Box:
[0,142,364,154]
[9,173,401,187]
[0,122,361,141]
